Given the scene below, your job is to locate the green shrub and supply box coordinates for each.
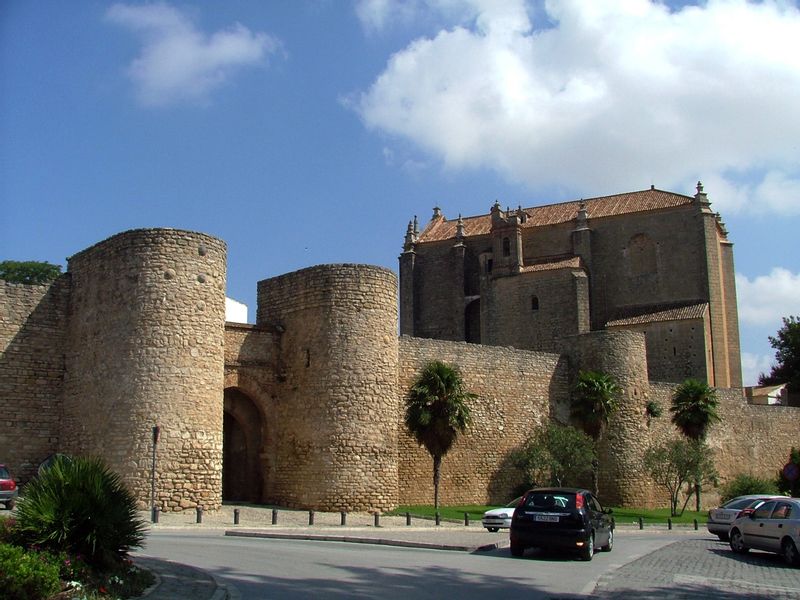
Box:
[720,473,778,503]
[0,543,61,600]
[14,455,146,569]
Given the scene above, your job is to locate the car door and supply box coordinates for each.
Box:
[761,501,793,552]
[586,493,609,546]
[740,500,777,551]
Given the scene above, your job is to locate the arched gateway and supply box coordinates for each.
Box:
[222,387,264,503]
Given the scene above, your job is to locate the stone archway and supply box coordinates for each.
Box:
[465,299,481,344]
[223,387,264,503]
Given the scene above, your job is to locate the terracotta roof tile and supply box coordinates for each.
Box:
[606,302,708,327]
[520,256,583,273]
[417,188,694,243]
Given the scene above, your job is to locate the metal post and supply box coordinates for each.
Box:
[340,512,347,526]
[693,519,698,530]
[309,510,315,526]
[150,425,160,523]
[638,516,643,530]
[234,509,240,525]
[406,512,411,526]
[435,512,441,526]
[272,508,277,525]
[374,513,380,527]
[464,512,469,527]
[668,518,672,530]
[196,506,203,524]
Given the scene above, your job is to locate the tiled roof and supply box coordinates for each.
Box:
[417,188,694,243]
[520,256,583,273]
[606,302,708,327]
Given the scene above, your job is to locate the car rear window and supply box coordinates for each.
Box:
[0,467,9,478]
[522,492,575,510]
[723,497,761,510]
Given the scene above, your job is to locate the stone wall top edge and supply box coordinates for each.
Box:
[399,335,562,361]
[67,228,226,265]
[257,263,398,286]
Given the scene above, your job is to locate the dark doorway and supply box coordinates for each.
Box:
[223,388,263,503]
[465,299,481,344]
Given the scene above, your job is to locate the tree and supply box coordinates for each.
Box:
[0,260,62,284]
[405,361,475,510]
[671,378,721,510]
[512,422,595,490]
[643,438,718,516]
[670,378,721,441]
[571,370,620,439]
[759,316,800,394]
[571,370,620,495]
[776,447,800,497]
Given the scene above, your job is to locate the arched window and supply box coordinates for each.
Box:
[502,237,511,257]
[531,295,539,311]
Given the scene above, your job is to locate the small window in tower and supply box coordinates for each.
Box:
[487,259,493,273]
[503,237,510,257]
[531,295,539,311]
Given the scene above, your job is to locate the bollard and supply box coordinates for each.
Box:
[196,506,203,524]
[272,508,277,525]
[668,518,672,530]
[693,519,698,530]
[374,513,380,528]
[435,512,441,526]
[152,507,160,523]
[341,512,347,526]
[464,512,470,527]
[309,510,315,526]
[638,516,643,530]
[406,512,411,526]
[234,509,240,525]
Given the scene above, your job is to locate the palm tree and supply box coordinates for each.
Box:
[571,370,620,495]
[571,370,620,439]
[405,361,475,510]
[671,378,721,510]
[670,378,720,441]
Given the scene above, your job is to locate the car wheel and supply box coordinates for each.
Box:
[781,538,800,567]
[510,540,525,557]
[717,532,729,542]
[5,499,13,511]
[580,533,594,561]
[729,529,748,554]
[601,529,613,552]
[487,527,499,533]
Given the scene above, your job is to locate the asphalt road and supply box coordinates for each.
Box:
[137,529,704,599]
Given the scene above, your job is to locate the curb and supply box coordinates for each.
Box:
[225,530,503,553]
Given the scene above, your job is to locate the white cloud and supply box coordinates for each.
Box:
[741,351,774,387]
[354,0,800,214]
[107,3,281,107]
[736,267,800,326]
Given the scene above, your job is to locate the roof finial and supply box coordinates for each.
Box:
[432,206,442,219]
[413,215,419,236]
[696,181,704,195]
[455,214,465,241]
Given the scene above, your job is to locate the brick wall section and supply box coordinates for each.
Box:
[0,278,69,482]
[257,264,400,511]
[62,229,227,511]
[397,336,569,505]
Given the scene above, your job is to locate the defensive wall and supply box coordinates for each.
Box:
[1,227,797,512]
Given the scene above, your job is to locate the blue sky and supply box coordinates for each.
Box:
[2,0,798,386]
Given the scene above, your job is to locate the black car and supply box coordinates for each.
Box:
[509,487,614,560]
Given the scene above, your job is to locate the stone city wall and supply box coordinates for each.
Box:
[0,278,69,482]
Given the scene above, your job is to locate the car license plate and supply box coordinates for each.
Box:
[717,514,730,520]
[535,514,559,523]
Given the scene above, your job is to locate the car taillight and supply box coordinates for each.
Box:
[0,480,15,491]
[576,493,584,509]
[516,496,527,508]
[737,508,754,518]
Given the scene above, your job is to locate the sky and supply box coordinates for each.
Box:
[1,0,798,387]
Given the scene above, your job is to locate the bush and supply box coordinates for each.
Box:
[14,455,146,569]
[0,543,61,600]
[720,474,778,503]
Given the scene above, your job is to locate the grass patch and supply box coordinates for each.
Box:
[389,505,708,525]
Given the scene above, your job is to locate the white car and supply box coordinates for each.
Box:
[482,497,522,532]
[729,497,800,566]
[707,494,787,541]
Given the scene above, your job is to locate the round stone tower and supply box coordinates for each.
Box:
[257,264,399,512]
[565,330,651,506]
[62,229,226,511]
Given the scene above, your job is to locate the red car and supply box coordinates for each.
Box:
[0,464,18,510]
